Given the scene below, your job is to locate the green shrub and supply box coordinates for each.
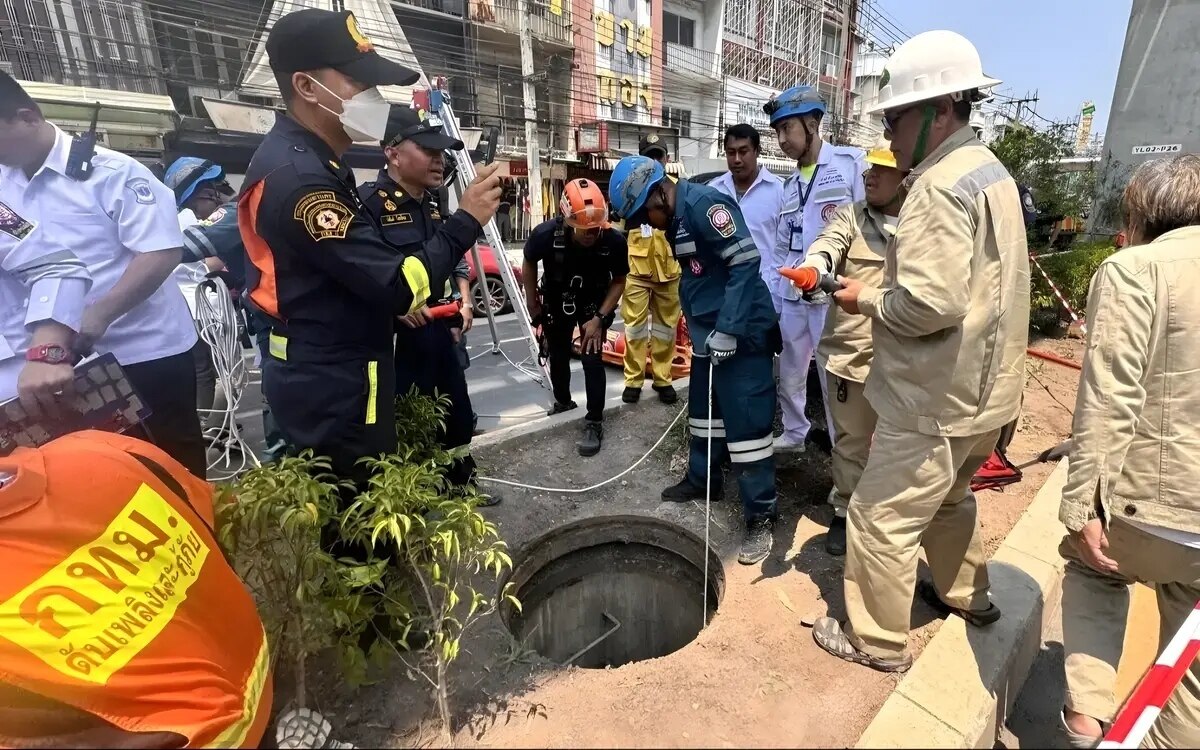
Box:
[216,389,515,741]
[1030,244,1118,315]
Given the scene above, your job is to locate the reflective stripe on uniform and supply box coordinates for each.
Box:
[268,333,288,361]
[210,629,271,748]
[365,360,378,425]
[719,237,756,260]
[651,321,675,342]
[625,319,650,340]
[239,182,281,320]
[728,435,774,463]
[728,247,760,266]
[949,161,1011,219]
[689,417,726,438]
[400,256,431,314]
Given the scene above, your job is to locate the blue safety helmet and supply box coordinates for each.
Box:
[763,84,826,127]
[163,157,226,208]
[608,155,666,220]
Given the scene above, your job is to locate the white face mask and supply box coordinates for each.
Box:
[306,75,390,143]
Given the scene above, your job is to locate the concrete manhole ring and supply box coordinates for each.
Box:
[500,515,724,669]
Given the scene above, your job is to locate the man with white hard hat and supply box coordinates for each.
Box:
[811,30,1031,671]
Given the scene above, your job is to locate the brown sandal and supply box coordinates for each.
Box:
[812,618,912,673]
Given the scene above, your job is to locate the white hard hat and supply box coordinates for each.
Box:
[868,30,1001,114]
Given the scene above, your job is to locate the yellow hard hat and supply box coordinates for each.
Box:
[865,142,897,169]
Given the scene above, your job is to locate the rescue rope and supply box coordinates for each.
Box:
[195,276,260,479]
[1100,598,1200,748]
[476,403,687,493]
[702,358,713,630]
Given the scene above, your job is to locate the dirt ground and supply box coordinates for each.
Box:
[313,336,1084,748]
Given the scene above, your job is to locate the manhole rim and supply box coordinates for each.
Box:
[499,514,725,632]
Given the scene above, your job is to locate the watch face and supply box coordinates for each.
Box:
[29,344,71,364]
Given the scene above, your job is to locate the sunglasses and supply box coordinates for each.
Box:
[881,104,923,133]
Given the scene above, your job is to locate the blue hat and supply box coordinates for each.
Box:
[609,156,666,220]
[763,84,826,127]
[164,157,225,208]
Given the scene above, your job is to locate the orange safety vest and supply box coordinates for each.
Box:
[0,432,272,748]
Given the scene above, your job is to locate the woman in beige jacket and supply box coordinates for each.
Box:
[1059,153,1200,749]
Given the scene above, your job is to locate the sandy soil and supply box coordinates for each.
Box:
[311,337,1084,748]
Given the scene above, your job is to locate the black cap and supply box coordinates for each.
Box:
[639,133,667,158]
[382,104,463,151]
[267,9,420,87]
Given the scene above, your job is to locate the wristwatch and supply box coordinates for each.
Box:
[25,344,75,365]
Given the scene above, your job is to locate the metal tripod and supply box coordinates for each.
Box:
[421,82,549,388]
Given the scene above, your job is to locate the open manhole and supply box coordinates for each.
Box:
[501,515,724,669]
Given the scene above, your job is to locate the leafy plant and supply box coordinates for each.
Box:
[992,122,1096,245]
[215,452,356,709]
[1030,243,1117,315]
[217,390,517,743]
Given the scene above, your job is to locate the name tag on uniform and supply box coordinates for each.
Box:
[789,224,804,251]
[382,213,413,226]
[0,201,34,241]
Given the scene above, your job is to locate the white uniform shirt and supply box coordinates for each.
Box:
[0,125,195,368]
[708,166,786,294]
[174,208,209,319]
[0,219,92,402]
[774,142,866,302]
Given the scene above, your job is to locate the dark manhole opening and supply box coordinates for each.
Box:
[501,516,724,669]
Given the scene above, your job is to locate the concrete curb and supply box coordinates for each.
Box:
[857,459,1070,749]
[472,376,691,448]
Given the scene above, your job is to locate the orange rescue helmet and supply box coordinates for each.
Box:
[559,178,610,230]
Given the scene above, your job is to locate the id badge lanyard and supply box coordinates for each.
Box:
[789,165,822,252]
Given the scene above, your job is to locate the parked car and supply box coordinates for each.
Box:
[464,244,523,315]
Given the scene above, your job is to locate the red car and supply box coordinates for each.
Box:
[464,243,523,315]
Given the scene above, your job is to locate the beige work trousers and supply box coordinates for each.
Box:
[826,370,877,517]
[843,416,999,658]
[1061,519,1200,748]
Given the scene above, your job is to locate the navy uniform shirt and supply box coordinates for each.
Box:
[358,169,472,302]
[238,115,477,358]
[670,180,778,346]
[523,219,629,302]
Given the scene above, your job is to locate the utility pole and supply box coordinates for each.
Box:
[518,0,545,227]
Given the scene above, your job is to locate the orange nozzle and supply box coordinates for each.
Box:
[779,266,820,291]
[427,300,463,319]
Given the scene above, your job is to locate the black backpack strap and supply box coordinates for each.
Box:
[124,450,220,544]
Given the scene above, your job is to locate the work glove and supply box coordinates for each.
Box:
[705,331,737,365]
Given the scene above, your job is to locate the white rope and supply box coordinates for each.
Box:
[194,276,260,480]
[476,402,687,493]
[702,357,713,631]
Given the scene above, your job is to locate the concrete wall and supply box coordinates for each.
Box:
[1091,0,1200,232]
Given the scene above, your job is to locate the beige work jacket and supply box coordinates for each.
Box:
[858,126,1030,437]
[1060,225,1200,535]
[803,201,891,383]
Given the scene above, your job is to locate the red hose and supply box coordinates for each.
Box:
[1027,347,1082,370]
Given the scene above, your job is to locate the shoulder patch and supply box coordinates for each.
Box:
[706,203,736,238]
[821,203,840,223]
[293,191,353,241]
[125,178,156,205]
[0,200,34,240]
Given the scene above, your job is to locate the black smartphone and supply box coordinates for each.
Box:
[477,125,500,166]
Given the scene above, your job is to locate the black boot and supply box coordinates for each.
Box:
[806,427,833,455]
[622,386,642,403]
[653,384,678,404]
[577,420,603,457]
[825,515,847,556]
[661,475,723,503]
[547,399,578,416]
[739,517,774,565]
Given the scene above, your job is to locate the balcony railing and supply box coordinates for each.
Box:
[469,0,573,46]
[662,42,720,79]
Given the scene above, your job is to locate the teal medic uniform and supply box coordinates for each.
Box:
[672,180,781,525]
